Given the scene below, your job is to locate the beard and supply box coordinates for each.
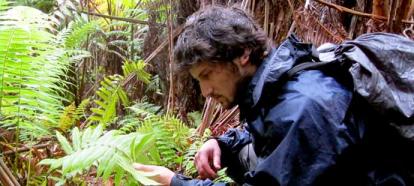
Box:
[229,75,253,109]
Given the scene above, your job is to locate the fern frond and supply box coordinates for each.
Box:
[122,60,151,84]
[183,129,211,177]
[87,75,129,127]
[136,114,190,168]
[0,0,11,12]
[58,103,76,131]
[57,20,100,49]
[145,74,163,95]
[0,6,72,141]
[39,125,160,186]
[128,101,161,118]
[74,98,90,120]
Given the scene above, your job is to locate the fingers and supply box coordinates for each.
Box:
[194,139,222,179]
[133,163,175,186]
[133,163,156,172]
[213,146,221,170]
[195,151,217,179]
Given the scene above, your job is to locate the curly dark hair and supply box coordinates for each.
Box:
[174,5,271,72]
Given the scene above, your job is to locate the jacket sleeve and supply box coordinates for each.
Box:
[171,174,227,186]
[215,128,252,161]
[243,70,359,186]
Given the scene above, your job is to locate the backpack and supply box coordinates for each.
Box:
[286,33,414,140]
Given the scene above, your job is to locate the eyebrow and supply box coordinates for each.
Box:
[197,67,209,79]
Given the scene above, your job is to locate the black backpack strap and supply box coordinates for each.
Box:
[286,44,335,78]
[286,61,334,78]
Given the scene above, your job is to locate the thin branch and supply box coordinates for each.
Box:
[314,0,414,24]
[68,7,166,27]
[264,0,269,35]
[0,163,14,186]
[287,0,295,13]
[0,158,20,186]
[2,143,49,156]
[166,0,175,114]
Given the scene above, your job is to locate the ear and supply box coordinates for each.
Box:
[239,48,252,66]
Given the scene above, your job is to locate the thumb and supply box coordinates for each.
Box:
[213,147,221,170]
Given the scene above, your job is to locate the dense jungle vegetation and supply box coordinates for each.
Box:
[0,0,413,185]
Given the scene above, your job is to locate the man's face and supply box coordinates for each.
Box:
[190,61,243,109]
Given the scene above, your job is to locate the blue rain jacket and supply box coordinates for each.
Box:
[171,35,414,186]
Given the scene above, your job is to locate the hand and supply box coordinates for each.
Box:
[195,139,221,179]
[133,163,175,186]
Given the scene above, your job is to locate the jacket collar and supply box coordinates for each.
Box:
[236,34,314,112]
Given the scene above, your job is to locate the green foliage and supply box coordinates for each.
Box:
[187,111,202,128]
[58,103,77,131]
[88,75,129,126]
[39,125,160,186]
[146,75,163,96]
[75,98,91,121]
[182,129,234,184]
[0,6,73,141]
[104,20,145,61]
[15,0,55,13]
[137,115,190,168]
[57,99,90,131]
[58,20,100,49]
[214,168,234,183]
[0,0,11,11]
[183,129,211,177]
[120,102,190,168]
[87,60,151,127]
[122,60,151,84]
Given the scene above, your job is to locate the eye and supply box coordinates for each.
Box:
[199,70,210,80]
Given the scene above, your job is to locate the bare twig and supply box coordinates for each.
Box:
[0,158,20,186]
[315,0,414,24]
[166,0,175,114]
[197,98,214,136]
[288,21,297,36]
[387,0,398,31]
[2,143,49,156]
[264,0,269,35]
[68,7,166,27]
[408,1,414,19]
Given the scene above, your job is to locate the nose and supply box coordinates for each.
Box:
[200,81,213,98]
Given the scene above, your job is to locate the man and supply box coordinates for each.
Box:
[134,5,414,186]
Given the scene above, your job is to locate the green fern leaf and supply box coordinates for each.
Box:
[122,60,151,84]
[40,126,159,185]
[0,6,73,141]
[55,131,73,154]
[87,75,129,127]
